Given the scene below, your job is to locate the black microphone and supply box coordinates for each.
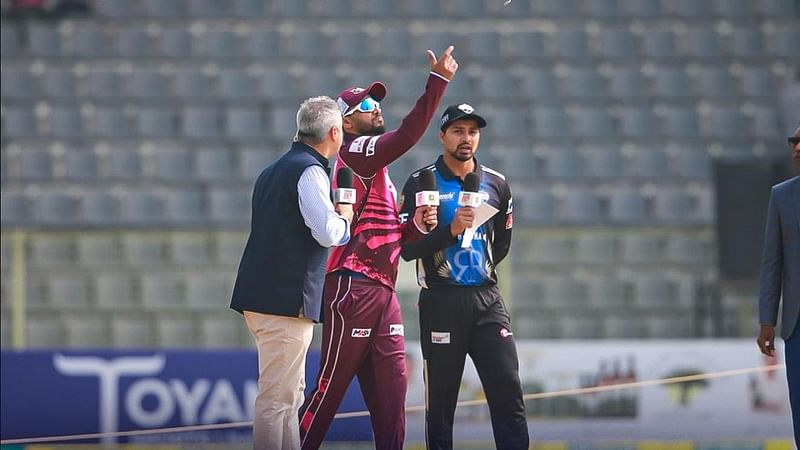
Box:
[334,167,356,205]
[415,169,440,208]
[458,172,482,208]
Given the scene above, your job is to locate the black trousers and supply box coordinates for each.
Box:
[418,285,529,450]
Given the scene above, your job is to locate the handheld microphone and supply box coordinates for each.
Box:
[334,167,356,205]
[415,169,440,207]
[459,172,482,248]
[458,172,482,208]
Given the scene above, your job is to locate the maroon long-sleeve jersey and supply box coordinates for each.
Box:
[326,72,449,289]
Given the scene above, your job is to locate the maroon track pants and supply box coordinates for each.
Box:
[299,273,408,450]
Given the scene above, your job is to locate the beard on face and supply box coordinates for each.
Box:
[365,125,386,135]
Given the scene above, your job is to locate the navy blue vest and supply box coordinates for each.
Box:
[230,142,330,322]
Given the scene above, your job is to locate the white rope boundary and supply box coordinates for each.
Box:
[0,363,786,445]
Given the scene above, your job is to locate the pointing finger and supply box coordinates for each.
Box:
[442,45,454,57]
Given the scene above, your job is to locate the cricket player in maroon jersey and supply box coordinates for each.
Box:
[298,46,458,450]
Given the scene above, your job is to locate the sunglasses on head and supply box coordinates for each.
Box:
[346,97,380,116]
[789,136,800,146]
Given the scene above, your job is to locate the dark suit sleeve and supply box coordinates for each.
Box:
[491,181,513,266]
[758,186,783,326]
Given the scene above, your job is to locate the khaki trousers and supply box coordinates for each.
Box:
[244,311,313,450]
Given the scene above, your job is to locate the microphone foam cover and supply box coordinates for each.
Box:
[337,167,354,189]
[418,169,437,191]
[463,172,481,193]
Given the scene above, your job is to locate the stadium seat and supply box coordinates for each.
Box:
[464,30,502,61]
[186,272,233,309]
[586,275,628,310]
[526,234,573,265]
[27,316,66,348]
[553,29,590,59]
[170,233,211,265]
[200,313,245,348]
[208,187,250,226]
[512,316,558,340]
[127,68,171,100]
[119,190,164,225]
[641,27,677,58]
[672,148,711,179]
[202,30,241,59]
[267,106,297,140]
[157,316,196,348]
[141,272,186,309]
[748,104,781,138]
[93,0,137,18]
[189,0,232,17]
[519,68,559,100]
[183,106,221,139]
[660,106,700,137]
[112,316,156,348]
[219,68,254,99]
[575,234,617,265]
[50,105,84,138]
[283,29,328,60]
[159,27,193,58]
[64,315,108,347]
[260,68,301,100]
[163,189,205,225]
[682,28,722,59]
[28,23,62,57]
[757,0,797,16]
[583,148,624,179]
[225,106,264,139]
[672,0,714,17]
[1,65,34,99]
[363,0,395,17]
[607,67,648,99]
[570,108,615,138]
[137,107,177,138]
[313,0,352,17]
[476,69,516,100]
[37,191,79,226]
[739,66,778,98]
[213,232,247,265]
[666,234,708,265]
[94,273,137,309]
[603,315,646,338]
[644,315,694,338]
[108,147,143,179]
[652,67,692,98]
[374,28,413,60]
[154,148,193,180]
[628,149,668,179]
[544,149,583,179]
[19,148,53,180]
[532,107,570,139]
[331,30,369,60]
[608,189,647,223]
[48,274,89,308]
[271,0,308,17]
[117,27,155,57]
[195,148,235,180]
[87,68,123,98]
[0,21,20,57]
[560,189,603,223]
[246,28,280,59]
[622,0,663,16]
[29,234,75,267]
[597,28,638,59]
[505,31,547,60]
[0,190,31,226]
[695,66,736,99]
[76,235,121,266]
[621,234,664,264]
[41,67,76,99]
[584,0,622,17]
[413,31,462,58]
[143,0,187,18]
[771,29,800,58]
[72,26,113,57]
[80,190,118,225]
[652,189,694,222]
[2,106,38,138]
[175,69,214,99]
[93,106,131,138]
[620,107,658,137]
[558,316,601,339]
[535,0,578,16]
[730,28,765,58]
[564,67,607,99]
[715,0,753,17]
[704,106,748,137]
[542,275,586,310]
[631,274,675,310]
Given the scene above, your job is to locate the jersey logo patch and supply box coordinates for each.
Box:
[500,327,513,338]
[431,331,450,344]
[389,324,404,336]
[348,136,368,153]
[365,135,379,157]
[351,328,371,338]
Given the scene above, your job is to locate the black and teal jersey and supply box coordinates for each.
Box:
[399,155,513,289]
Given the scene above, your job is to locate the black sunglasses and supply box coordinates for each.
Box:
[789,136,800,146]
